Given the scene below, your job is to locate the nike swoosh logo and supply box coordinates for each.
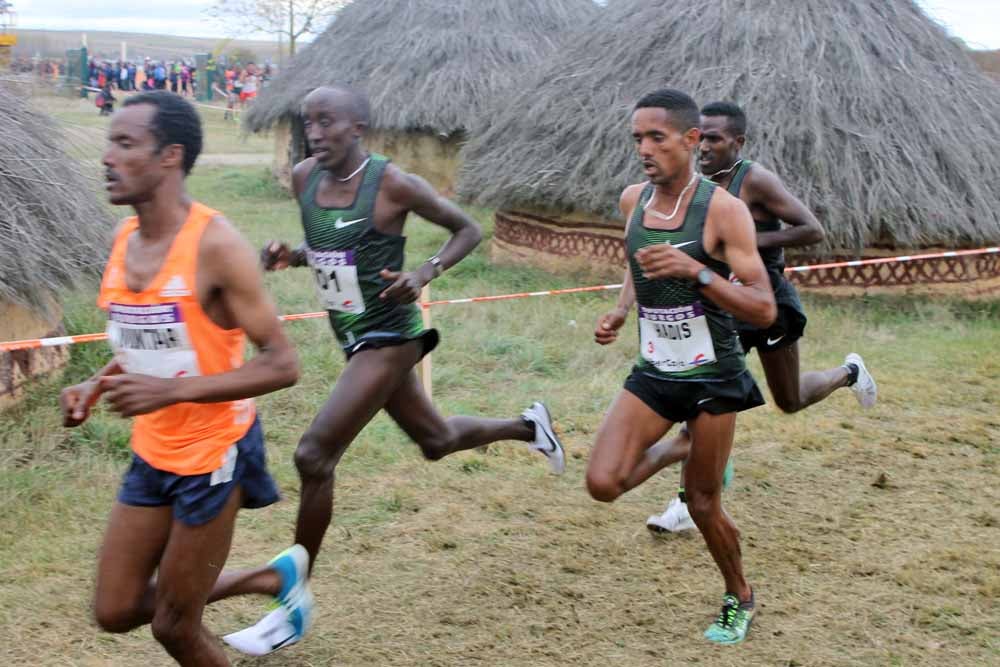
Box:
[672,241,697,249]
[766,335,785,346]
[535,422,559,454]
[697,397,714,405]
[270,635,297,651]
[334,217,366,229]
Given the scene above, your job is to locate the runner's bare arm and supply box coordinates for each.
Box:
[614,185,641,313]
[745,166,824,249]
[260,158,320,271]
[379,168,483,303]
[60,358,123,427]
[595,186,643,344]
[99,219,299,415]
[391,168,482,275]
[703,194,776,328]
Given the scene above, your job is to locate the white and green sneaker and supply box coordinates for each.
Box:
[703,591,755,645]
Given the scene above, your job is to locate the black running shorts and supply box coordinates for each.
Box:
[738,278,807,353]
[623,369,765,424]
[343,328,440,360]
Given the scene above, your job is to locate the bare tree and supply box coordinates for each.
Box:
[208,0,349,57]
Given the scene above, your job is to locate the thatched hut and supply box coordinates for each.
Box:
[243,0,599,193]
[458,0,1000,293]
[0,84,112,408]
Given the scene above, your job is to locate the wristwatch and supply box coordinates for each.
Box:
[428,255,444,278]
[695,267,714,289]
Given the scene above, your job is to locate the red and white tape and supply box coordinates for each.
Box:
[2,247,997,353]
[83,86,231,114]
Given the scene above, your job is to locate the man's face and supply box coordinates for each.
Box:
[302,91,363,170]
[698,114,744,176]
[101,104,170,206]
[631,107,699,186]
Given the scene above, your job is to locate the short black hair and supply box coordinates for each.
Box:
[306,85,371,125]
[123,91,203,175]
[701,101,747,137]
[634,88,700,132]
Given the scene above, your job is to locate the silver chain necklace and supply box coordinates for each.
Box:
[643,171,699,222]
[704,158,743,180]
[334,156,370,182]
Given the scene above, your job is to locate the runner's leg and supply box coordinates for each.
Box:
[150,486,244,666]
[585,389,674,502]
[93,503,172,633]
[759,342,848,414]
[292,343,421,571]
[625,426,691,489]
[384,369,533,460]
[683,411,750,601]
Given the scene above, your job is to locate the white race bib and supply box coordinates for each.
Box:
[307,249,366,315]
[106,302,201,379]
[638,303,717,373]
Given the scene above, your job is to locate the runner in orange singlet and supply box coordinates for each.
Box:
[59,91,306,666]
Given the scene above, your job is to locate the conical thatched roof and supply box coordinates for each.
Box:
[0,84,113,312]
[458,0,1000,251]
[244,0,599,135]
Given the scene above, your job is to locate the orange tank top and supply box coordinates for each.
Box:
[98,202,256,475]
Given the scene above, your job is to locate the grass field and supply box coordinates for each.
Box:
[12,29,281,64]
[0,97,998,666]
[47,94,273,160]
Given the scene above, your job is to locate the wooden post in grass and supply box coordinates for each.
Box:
[419,284,432,399]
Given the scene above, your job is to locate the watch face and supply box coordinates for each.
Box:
[698,268,713,286]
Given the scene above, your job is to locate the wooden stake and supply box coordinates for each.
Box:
[419,284,432,400]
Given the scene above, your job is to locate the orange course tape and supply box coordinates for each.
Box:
[2,247,997,353]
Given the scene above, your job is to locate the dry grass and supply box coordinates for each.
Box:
[1,115,998,666]
[42,93,274,160]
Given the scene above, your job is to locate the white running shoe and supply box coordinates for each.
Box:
[845,353,877,409]
[646,497,696,533]
[521,401,565,475]
[224,544,313,656]
[224,606,302,656]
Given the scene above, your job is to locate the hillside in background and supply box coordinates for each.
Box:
[8,28,998,80]
[970,49,1000,79]
[11,29,282,63]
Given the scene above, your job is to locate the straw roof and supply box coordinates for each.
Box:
[458,0,1000,251]
[244,0,600,135]
[0,84,113,312]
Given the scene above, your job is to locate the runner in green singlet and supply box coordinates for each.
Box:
[225,86,565,656]
[644,102,878,534]
[587,88,776,645]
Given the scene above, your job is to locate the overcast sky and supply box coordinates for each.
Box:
[10,0,1000,50]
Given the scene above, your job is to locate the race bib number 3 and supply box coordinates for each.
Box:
[638,303,717,373]
[307,249,366,315]
[106,302,201,379]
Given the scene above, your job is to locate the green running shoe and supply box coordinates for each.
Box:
[704,591,755,645]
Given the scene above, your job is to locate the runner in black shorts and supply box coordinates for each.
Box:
[645,102,878,533]
[589,88,777,644]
